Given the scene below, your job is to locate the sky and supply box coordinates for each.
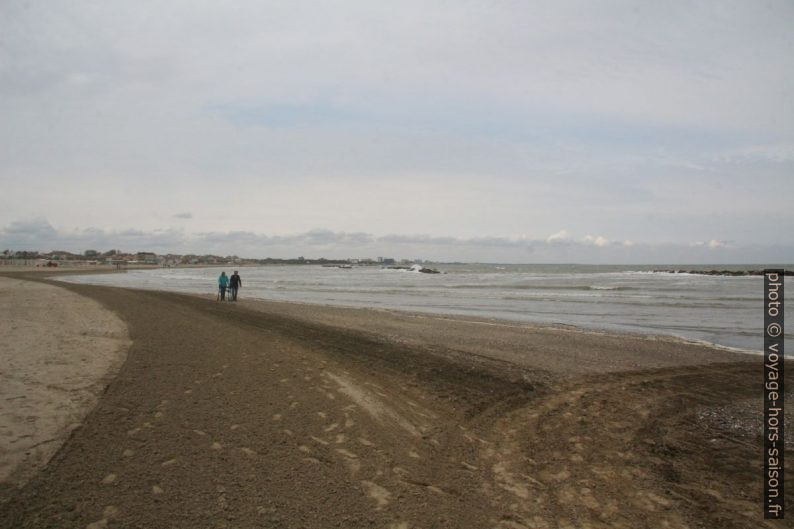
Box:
[1,0,792,263]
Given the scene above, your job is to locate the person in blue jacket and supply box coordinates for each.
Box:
[218,271,229,301]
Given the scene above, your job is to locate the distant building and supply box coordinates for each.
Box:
[134,252,159,265]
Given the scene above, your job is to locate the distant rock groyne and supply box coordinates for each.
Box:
[653,269,792,276]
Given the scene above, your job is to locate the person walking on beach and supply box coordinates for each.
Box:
[229,270,242,301]
[218,271,229,301]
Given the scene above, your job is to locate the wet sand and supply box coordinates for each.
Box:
[0,272,790,528]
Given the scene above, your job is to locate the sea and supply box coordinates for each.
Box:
[58,264,792,355]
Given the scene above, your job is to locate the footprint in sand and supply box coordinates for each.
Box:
[579,487,601,510]
[361,480,391,509]
[539,468,570,482]
[336,448,361,474]
[85,506,120,529]
[336,448,357,459]
[346,460,362,474]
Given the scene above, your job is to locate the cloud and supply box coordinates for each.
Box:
[691,239,728,249]
[583,235,609,247]
[546,230,572,245]
[708,239,726,249]
[173,212,193,219]
[0,218,186,253]
[3,217,58,240]
[691,239,729,250]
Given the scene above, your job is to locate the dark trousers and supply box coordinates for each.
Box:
[219,286,226,300]
[230,286,238,301]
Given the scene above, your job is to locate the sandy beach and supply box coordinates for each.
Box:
[0,277,130,492]
[0,272,790,528]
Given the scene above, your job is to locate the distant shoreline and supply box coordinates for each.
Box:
[49,265,780,354]
[24,266,765,359]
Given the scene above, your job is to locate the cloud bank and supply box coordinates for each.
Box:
[2,218,790,264]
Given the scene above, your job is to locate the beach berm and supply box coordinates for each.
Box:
[0,276,129,494]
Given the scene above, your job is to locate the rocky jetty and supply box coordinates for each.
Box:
[653,269,792,276]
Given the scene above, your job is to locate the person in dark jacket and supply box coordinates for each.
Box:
[229,270,242,301]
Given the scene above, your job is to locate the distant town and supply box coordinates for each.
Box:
[0,249,430,268]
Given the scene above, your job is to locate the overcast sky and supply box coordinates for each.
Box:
[1,1,792,263]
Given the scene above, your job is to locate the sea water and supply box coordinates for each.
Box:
[59,264,792,355]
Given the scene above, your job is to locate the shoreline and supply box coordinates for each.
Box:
[0,271,788,528]
[52,271,767,360]
[47,267,757,375]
